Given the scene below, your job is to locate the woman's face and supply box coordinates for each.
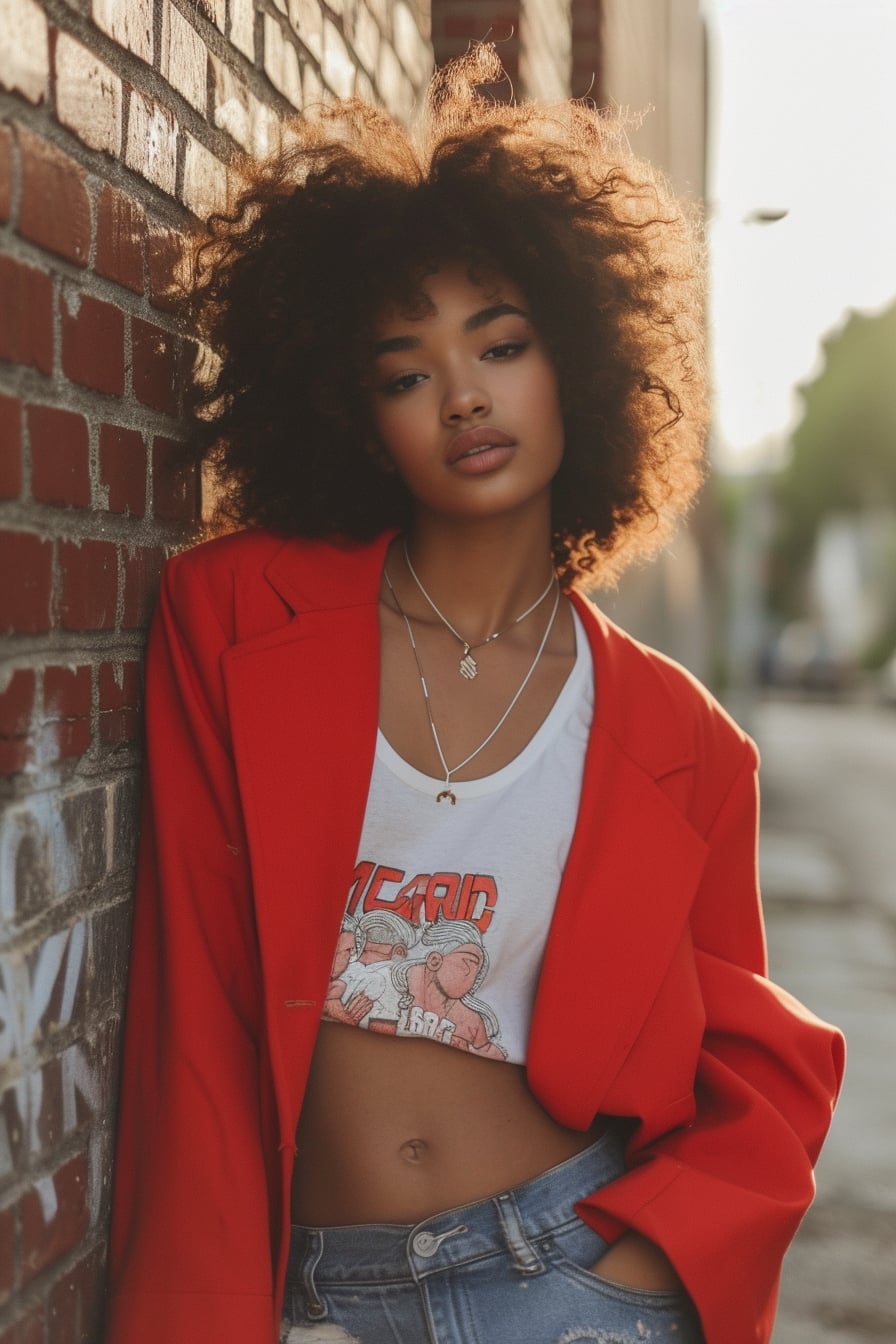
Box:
[365,263,564,528]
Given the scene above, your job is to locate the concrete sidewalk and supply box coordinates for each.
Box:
[754,700,896,1344]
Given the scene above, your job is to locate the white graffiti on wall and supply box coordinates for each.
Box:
[0,793,82,924]
[0,918,104,1223]
[0,678,125,1247]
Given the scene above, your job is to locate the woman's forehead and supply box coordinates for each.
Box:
[372,262,527,331]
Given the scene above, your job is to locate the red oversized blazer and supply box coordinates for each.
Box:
[105,527,844,1344]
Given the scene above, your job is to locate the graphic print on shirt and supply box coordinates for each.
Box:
[322,862,507,1059]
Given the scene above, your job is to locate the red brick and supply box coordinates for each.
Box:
[21,1153,89,1285]
[0,125,12,221]
[132,317,178,413]
[44,664,91,715]
[441,13,504,39]
[22,910,89,1022]
[100,423,145,515]
[0,1306,44,1344]
[28,405,90,507]
[16,125,90,266]
[152,435,196,521]
[93,0,154,65]
[0,668,36,734]
[58,539,118,630]
[59,790,107,892]
[0,531,53,633]
[0,736,30,774]
[44,664,92,757]
[61,292,125,395]
[99,659,142,744]
[95,184,146,294]
[0,255,53,375]
[47,1243,103,1344]
[0,393,22,497]
[34,1056,64,1150]
[147,223,184,311]
[125,93,178,195]
[195,0,225,27]
[228,0,255,60]
[54,31,123,156]
[180,337,199,383]
[121,545,165,628]
[0,1202,14,1303]
[161,1,208,111]
[0,0,49,104]
[0,666,35,773]
[0,1086,25,1173]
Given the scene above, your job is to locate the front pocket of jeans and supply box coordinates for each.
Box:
[545,1238,688,1313]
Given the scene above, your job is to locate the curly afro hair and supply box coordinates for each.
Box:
[185,44,708,589]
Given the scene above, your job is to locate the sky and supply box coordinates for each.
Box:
[703,0,896,468]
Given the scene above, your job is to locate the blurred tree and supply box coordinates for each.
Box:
[769,300,896,626]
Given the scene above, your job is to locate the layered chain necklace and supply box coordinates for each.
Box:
[382,563,560,805]
[403,538,555,680]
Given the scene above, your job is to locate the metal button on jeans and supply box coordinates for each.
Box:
[411,1225,467,1258]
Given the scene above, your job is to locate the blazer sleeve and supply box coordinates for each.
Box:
[576,738,845,1344]
[105,554,276,1343]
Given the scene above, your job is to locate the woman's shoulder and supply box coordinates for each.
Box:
[167,526,321,581]
[167,527,388,592]
[573,592,755,781]
[161,527,393,642]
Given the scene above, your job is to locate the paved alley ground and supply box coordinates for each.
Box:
[752,698,896,1343]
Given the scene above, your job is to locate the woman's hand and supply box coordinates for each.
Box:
[590,1231,683,1291]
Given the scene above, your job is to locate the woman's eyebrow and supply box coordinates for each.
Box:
[372,334,419,357]
[371,303,530,359]
[464,302,529,331]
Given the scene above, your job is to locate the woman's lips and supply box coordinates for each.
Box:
[446,426,516,472]
[449,444,516,474]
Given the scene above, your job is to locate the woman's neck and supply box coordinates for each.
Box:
[398,509,557,641]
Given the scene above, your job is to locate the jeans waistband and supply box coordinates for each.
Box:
[288,1128,625,1285]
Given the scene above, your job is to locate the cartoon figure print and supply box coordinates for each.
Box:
[393,916,506,1058]
[323,906,506,1060]
[323,911,413,1028]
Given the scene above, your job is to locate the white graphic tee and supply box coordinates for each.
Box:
[321,608,594,1064]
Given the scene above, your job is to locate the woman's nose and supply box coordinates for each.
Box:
[441,376,491,424]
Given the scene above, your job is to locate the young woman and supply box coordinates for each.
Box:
[104,46,844,1344]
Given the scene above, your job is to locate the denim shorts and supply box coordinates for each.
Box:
[281,1130,703,1344]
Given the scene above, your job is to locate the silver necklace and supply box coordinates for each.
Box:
[403,537,555,680]
[383,565,560,804]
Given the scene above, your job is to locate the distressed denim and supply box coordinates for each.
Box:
[281,1131,703,1344]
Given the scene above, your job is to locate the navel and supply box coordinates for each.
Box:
[398,1138,429,1165]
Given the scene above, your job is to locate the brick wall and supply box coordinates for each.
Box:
[570,0,602,101]
[518,0,571,101]
[431,0,602,99]
[431,0,522,90]
[0,2,431,1339]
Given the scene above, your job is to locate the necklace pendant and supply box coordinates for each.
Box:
[436,788,457,805]
[459,649,478,680]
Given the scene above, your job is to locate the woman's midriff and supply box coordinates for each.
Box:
[291,1021,605,1226]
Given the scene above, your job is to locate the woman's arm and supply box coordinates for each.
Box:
[105,554,276,1344]
[577,740,845,1342]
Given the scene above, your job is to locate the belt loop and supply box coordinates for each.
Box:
[495,1192,544,1275]
[301,1229,328,1319]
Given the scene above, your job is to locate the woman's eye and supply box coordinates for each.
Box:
[383,372,426,395]
[484,340,528,361]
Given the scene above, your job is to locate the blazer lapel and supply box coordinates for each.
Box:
[527,595,709,1129]
[222,535,390,1128]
